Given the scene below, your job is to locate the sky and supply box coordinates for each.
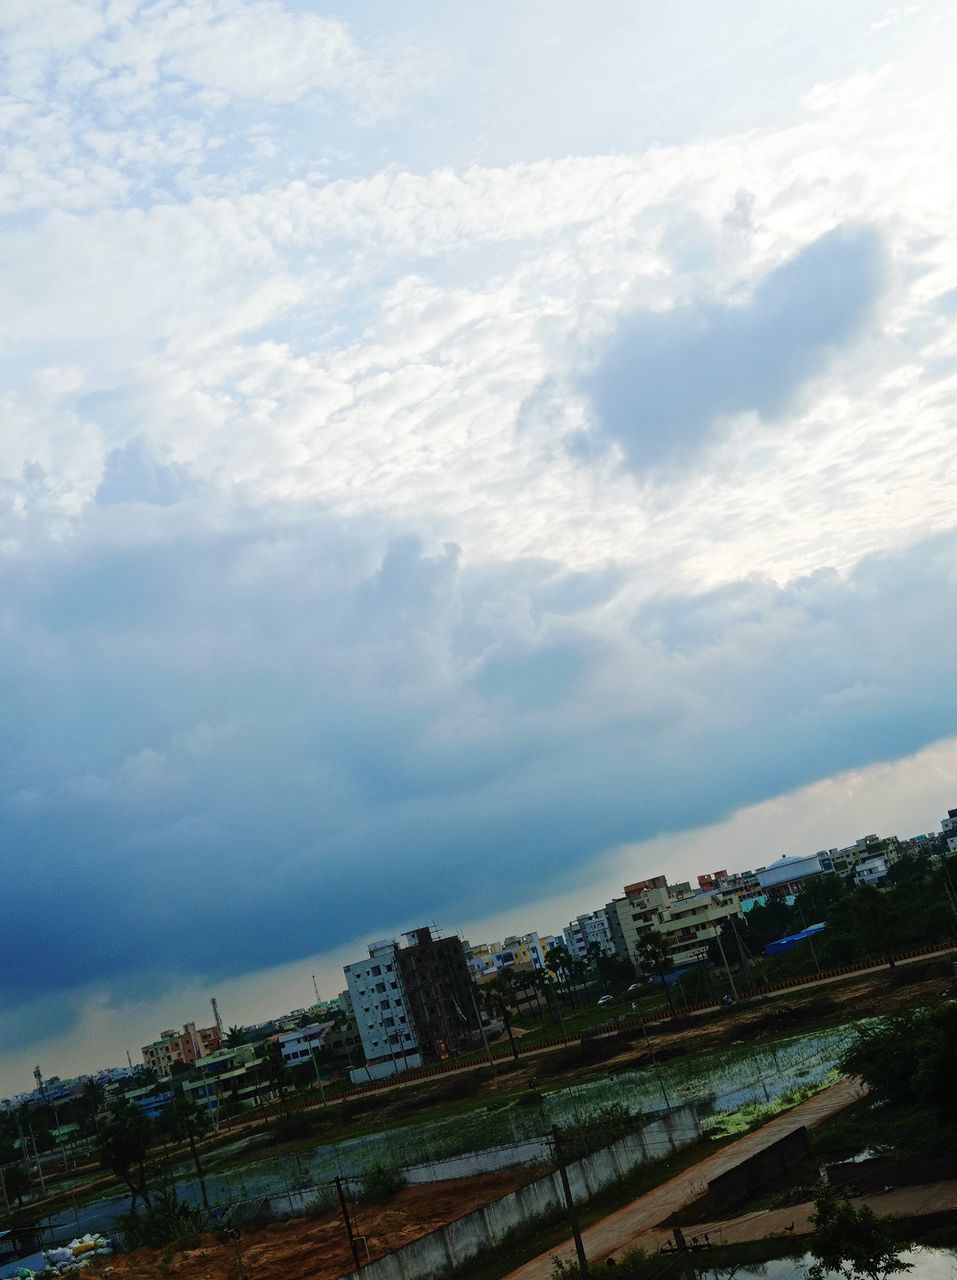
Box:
[2,0,957,1095]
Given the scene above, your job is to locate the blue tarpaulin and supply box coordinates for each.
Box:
[764,922,827,956]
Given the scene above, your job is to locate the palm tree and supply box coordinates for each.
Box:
[97,1102,154,1211]
[634,929,676,1016]
[479,975,520,1062]
[160,1094,211,1209]
[224,1025,246,1049]
[260,1040,293,1117]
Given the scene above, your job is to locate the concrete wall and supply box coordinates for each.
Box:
[403,1137,552,1183]
[336,1105,700,1280]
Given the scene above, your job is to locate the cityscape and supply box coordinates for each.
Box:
[3,1,957,1278]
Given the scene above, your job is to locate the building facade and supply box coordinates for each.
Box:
[396,927,480,1060]
[142,1022,221,1079]
[942,808,957,854]
[606,875,746,970]
[343,941,422,1080]
[563,910,615,961]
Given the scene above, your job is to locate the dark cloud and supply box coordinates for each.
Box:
[583,224,886,471]
[3,508,957,1038]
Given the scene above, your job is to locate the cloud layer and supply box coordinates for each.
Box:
[3,1,957,1085]
[4,507,957,1025]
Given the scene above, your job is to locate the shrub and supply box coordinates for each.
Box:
[355,1163,407,1203]
[116,1189,205,1252]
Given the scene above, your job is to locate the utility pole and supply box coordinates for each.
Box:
[713,926,739,1001]
[728,916,755,992]
[468,984,496,1066]
[552,1127,589,1278]
[335,1176,363,1271]
[640,1022,672,1111]
[793,896,822,973]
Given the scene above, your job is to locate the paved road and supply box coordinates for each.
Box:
[504,1077,865,1280]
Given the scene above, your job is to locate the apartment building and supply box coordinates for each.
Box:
[829,834,903,878]
[605,875,745,969]
[465,931,561,980]
[396,926,479,1060]
[274,1021,333,1069]
[942,808,957,854]
[563,910,615,961]
[343,940,422,1081]
[142,1021,221,1079]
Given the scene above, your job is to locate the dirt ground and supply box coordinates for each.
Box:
[483,958,956,1093]
[82,1170,536,1280]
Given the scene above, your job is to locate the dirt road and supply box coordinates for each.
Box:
[504,1077,865,1280]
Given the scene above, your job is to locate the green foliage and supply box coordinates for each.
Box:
[98,1101,155,1210]
[116,1188,205,1252]
[840,1004,957,1117]
[805,1180,911,1280]
[3,1162,32,1206]
[355,1162,407,1203]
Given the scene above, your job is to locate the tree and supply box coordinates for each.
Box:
[841,1004,957,1120]
[4,1162,32,1207]
[97,1103,154,1211]
[160,1094,211,1209]
[634,929,676,1016]
[81,1077,106,1127]
[224,1025,246,1049]
[479,974,520,1062]
[259,1040,294,1116]
[853,885,901,968]
[805,1180,911,1280]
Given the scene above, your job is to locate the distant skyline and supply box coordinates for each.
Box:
[3,1,957,1095]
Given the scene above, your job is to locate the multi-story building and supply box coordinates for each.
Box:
[829,834,902,879]
[142,1022,221,1079]
[942,808,957,854]
[274,1021,334,1070]
[343,940,422,1081]
[606,875,746,970]
[756,852,834,896]
[396,927,480,1061]
[563,911,615,961]
[465,931,562,979]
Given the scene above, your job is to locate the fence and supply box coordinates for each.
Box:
[334,1104,700,1280]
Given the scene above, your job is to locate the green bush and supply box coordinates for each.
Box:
[116,1188,205,1251]
[355,1163,407,1203]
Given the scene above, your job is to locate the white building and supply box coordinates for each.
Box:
[854,855,889,888]
[756,852,834,894]
[275,1021,333,1069]
[942,808,957,854]
[563,911,615,961]
[343,940,423,1081]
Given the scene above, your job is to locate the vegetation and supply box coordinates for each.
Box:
[159,1093,212,1208]
[97,1101,155,1211]
[805,1179,911,1280]
[354,1162,407,1203]
[115,1187,205,1252]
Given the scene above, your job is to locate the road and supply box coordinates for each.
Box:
[503,1077,864,1280]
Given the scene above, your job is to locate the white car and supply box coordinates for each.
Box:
[597,994,614,1008]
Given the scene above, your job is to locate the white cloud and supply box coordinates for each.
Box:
[3,0,957,1089]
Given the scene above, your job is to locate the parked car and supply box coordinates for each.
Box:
[626,982,643,993]
[597,994,614,1007]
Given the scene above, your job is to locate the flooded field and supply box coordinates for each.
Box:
[33,1021,861,1242]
